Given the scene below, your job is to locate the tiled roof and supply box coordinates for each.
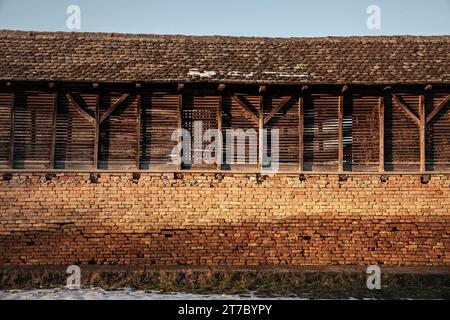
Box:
[0,30,449,84]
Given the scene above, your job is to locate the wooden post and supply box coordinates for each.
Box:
[49,92,58,169]
[379,95,385,172]
[259,95,264,171]
[338,95,344,172]
[419,94,426,172]
[94,94,100,169]
[9,93,15,169]
[136,93,141,170]
[298,95,304,172]
[217,94,223,170]
[177,92,183,170]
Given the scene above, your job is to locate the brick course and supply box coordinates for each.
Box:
[0,173,449,266]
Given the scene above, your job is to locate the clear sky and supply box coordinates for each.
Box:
[0,0,449,37]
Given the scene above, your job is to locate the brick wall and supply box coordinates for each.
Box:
[0,173,449,266]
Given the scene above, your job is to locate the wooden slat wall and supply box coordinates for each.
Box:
[303,94,339,171]
[426,93,450,170]
[182,95,218,169]
[385,94,420,171]
[13,92,54,169]
[0,93,12,168]
[140,93,179,169]
[2,87,450,172]
[55,93,96,169]
[343,95,380,171]
[99,93,137,169]
[263,96,299,170]
[222,95,259,170]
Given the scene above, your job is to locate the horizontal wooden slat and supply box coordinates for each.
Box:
[99,93,137,169]
[303,94,340,171]
[13,92,54,168]
[3,88,450,173]
[55,93,96,169]
[264,95,299,165]
[0,93,12,167]
[385,94,420,171]
[343,95,380,171]
[140,93,179,168]
[426,93,450,170]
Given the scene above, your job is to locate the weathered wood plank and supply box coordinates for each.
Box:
[298,96,304,172]
[136,93,141,170]
[338,95,344,172]
[94,94,100,169]
[379,95,385,172]
[217,94,223,170]
[177,93,183,170]
[419,95,426,172]
[9,93,15,169]
[49,92,57,169]
[259,95,264,170]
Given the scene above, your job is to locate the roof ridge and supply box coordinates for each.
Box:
[0,29,449,42]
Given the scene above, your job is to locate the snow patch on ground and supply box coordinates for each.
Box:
[0,288,302,300]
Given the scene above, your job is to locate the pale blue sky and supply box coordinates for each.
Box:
[0,0,449,37]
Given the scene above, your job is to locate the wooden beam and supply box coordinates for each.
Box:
[338,95,344,172]
[392,94,420,125]
[258,95,264,170]
[49,92,57,169]
[177,93,183,170]
[218,83,226,92]
[379,95,385,172]
[298,96,304,172]
[426,95,450,124]
[94,94,100,169]
[263,96,292,125]
[99,93,129,124]
[419,95,426,172]
[66,93,95,125]
[231,95,259,125]
[177,82,185,168]
[136,93,141,170]
[217,95,223,170]
[9,93,14,169]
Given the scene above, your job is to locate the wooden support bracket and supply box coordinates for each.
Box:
[66,93,96,125]
[231,95,259,125]
[263,96,293,125]
[392,94,420,125]
[426,95,450,124]
[99,93,129,124]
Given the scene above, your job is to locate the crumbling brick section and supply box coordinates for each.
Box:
[0,173,449,266]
